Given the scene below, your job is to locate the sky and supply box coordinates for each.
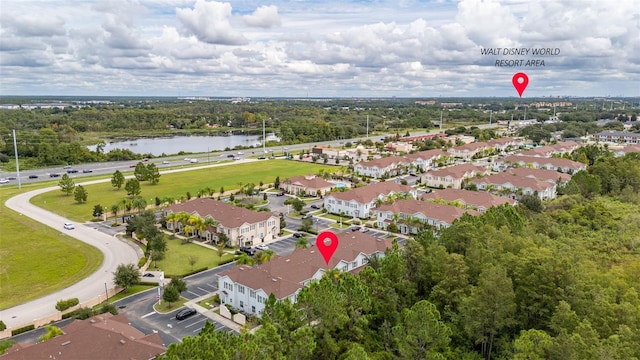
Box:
[0,0,639,98]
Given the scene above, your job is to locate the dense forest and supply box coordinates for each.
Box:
[157,153,640,359]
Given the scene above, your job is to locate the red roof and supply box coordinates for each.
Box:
[375,199,477,225]
[422,188,516,209]
[166,198,275,228]
[327,182,414,203]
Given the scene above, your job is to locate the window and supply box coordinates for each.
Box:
[362,258,368,265]
[237,285,245,294]
[252,306,256,313]
[224,282,233,291]
[257,295,264,304]
[342,265,348,272]
[240,301,244,308]
[351,261,357,269]
[250,290,256,298]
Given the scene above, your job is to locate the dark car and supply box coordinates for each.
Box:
[227,154,235,158]
[175,308,197,320]
[293,233,303,238]
[49,173,61,178]
[276,191,285,196]
[351,226,361,232]
[82,169,93,173]
[310,204,321,209]
[142,273,154,277]
[239,246,256,256]
[29,175,38,179]
[67,169,78,174]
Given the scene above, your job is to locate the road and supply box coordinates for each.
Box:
[0,159,261,330]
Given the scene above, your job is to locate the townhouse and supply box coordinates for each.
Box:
[374,199,478,233]
[404,149,449,171]
[447,141,491,160]
[165,198,280,247]
[282,174,335,196]
[218,232,393,316]
[422,163,490,189]
[471,173,557,200]
[354,156,407,178]
[614,144,640,157]
[324,182,417,219]
[592,131,640,144]
[495,155,587,173]
[505,167,572,185]
[518,140,582,158]
[486,137,526,152]
[422,188,517,213]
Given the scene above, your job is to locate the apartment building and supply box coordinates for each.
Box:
[324,182,417,219]
[374,199,477,233]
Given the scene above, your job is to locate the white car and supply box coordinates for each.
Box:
[63,222,75,230]
[255,244,269,251]
[237,151,244,155]
[162,160,169,164]
[0,178,9,184]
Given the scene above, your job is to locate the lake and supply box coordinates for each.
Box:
[88,134,280,156]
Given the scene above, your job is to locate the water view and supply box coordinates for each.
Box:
[88,134,279,156]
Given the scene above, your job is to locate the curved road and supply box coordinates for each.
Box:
[0,159,264,330]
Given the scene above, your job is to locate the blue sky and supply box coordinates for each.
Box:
[0,0,638,97]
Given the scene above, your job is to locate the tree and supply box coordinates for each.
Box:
[134,162,148,181]
[125,178,141,196]
[244,183,256,197]
[93,204,104,218]
[113,263,139,291]
[38,325,63,343]
[215,243,226,264]
[274,176,280,189]
[147,163,161,184]
[236,253,254,266]
[188,255,198,270]
[162,286,179,306]
[147,233,167,267]
[300,217,313,232]
[393,300,451,359]
[279,213,286,231]
[295,237,309,249]
[74,185,87,203]
[168,277,187,294]
[132,196,147,213]
[255,249,276,265]
[59,174,75,196]
[285,198,305,212]
[518,194,543,212]
[111,170,125,190]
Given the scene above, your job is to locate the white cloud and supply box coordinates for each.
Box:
[243,5,281,28]
[176,0,248,45]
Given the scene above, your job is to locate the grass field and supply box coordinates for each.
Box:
[0,186,103,310]
[153,237,235,276]
[154,296,188,313]
[31,160,334,222]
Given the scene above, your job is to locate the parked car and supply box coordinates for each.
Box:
[142,273,155,278]
[360,227,370,233]
[82,169,93,173]
[276,191,285,196]
[351,226,361,232]
[255,244,269,251]
[239,246,256,256]
[310,204,321,210]
[293,232,303,238]
[63,222,75,230]
[175,308,197,320]
[302,213,313,219]
[29,175,38,179]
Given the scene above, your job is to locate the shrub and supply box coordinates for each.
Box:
[98,303,118,315]
[111,222,121,227]
[0,320,5,331]
[0,339,15,355]
[11,325,35,336]
[219,258,236,266]
[55,298,79,312]
[138,257,148,268]
[62,307,94,320]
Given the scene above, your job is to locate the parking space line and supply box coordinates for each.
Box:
[141,311,157,318]
[185,318,206,328]
[206,284,216,289]
[187,290,201,297]
[197,287,210,293]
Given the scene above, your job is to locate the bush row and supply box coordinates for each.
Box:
[11,324,35,336]
[55,298,79,311]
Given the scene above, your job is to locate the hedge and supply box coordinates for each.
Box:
[165,267,208,279]
[61,307,94,320]
[11,324,35,336]
[138,257,147,268]
[218,257,236,266]
[55,298,79,311]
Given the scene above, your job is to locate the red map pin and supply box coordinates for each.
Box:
[512,72,529,97]
[316,231,339,265]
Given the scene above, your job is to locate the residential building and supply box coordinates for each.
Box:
[311,146,347,159]
[505,167,572,184]
[2,313,165,360]
[486,137,526,151]
[385,142,414,153]
[218,232,393,316]
[165,198,280,247]
[471,173,557,200]
[404,149,448,171]
[496,155,586,173]
[422,163,490,189]
[324,182,417,219]
[282,175,335,196]
[354,156,408,178]
[518,141,582,158]
[592,131,640,144]
[447,142,490,160]
[614,144,640,157]
[422,188,517,213]
[374,199,478,233]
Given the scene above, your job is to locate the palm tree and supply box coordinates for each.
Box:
[132,196,147,214]
[215,243,226,264]
[255,249,275,265]
[110,204,120,219]
[295,237,309,249]
[236,253,254,266]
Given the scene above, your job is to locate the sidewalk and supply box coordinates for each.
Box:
[185,293,245,333]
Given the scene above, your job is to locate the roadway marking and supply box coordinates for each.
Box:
[141,311,157,318]
[206,284,216,289]
[197,287,209,293]
[185,318,206,328]
[187,290,202,297]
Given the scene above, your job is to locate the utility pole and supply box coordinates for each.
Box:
[13,130,21,189]
[366,115,369,138]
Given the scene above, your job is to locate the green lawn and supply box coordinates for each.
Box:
[31,160,334,222]
[0,185,103,310]
[153,296,188,313]
[152,237,235,277]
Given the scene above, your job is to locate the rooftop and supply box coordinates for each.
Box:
[166,198,275,228]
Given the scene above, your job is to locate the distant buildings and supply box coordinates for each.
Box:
[471,173,557,200]
[165,198,280,247]
[217,232,394,317]
[374,199,477,233]
[2,313,165,360]
[592,131,640,144]
[422,188,517,213]
[494,155,587,174]
[282,175,335,196]
[422,163,490,190]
